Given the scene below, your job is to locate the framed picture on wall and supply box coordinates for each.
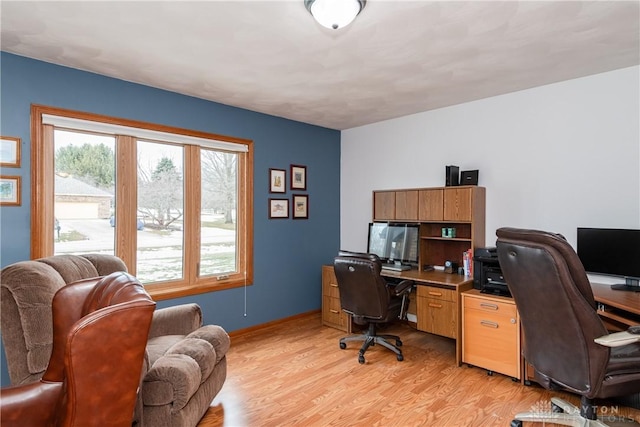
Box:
[292,194,308,219]
[0,136,21,168]
[269,168,286,193]
[269,198,289,219]
[0,176,21,206]
[290,164,306,191]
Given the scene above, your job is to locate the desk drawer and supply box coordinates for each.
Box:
[322,278,340,299]
[417,298,456,338]
[323,295,348,329]
[463,308,519,378]
[417,285,455,302]
[464,295,517,317]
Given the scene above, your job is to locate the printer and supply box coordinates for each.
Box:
[473,247,511,297]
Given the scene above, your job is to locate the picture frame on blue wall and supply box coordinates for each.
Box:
[0,176,21,206]
[290,164,306,190]
[292,194,308,219]
[269,198,289,219]
[0,136,21,168]
[269,168,286,193]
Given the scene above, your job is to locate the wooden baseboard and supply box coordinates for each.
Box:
[228,310,321,338]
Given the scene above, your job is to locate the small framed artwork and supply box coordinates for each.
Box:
[0,176,21,206]
[269,168,286,193]
[290,164,307,191]
[0,136,21,168]
[292,194,309,219]
[269,198,289,219]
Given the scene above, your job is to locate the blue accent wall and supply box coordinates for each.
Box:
[0,52,341,385]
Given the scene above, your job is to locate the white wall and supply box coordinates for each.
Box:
[340,66,640,257]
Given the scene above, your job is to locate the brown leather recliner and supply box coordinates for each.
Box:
[496,227,640,426]
[0,271,155,427]
[333,251,413,364]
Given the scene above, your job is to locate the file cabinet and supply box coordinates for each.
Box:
[462,290,520,379]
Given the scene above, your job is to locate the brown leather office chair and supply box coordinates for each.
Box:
[496,227,640,427]
[333,251,413,364]
[0,271,156,427]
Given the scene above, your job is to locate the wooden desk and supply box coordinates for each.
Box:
[591,282,640,331]
[382,269,473,366]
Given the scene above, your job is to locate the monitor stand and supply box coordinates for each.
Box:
[611,278,640,292]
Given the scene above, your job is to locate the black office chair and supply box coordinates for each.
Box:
[496,227,640,427]
[333,251,413,364]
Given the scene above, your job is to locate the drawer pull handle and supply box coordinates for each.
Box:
[428,303,442,308]
[428,291,443,296]
[330,309,340,314]
[480,303,499,310]
[480,320,499,328]
[330,283,338,288]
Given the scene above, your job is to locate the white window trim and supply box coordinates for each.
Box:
[42,114,248,152]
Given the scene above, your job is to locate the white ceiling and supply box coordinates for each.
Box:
[2,1,639,130]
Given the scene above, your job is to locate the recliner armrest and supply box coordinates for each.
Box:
[594,330,640,348]
[149,304,202,338]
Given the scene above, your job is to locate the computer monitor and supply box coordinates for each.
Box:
[367,222,419,267]
[577,227,640,292]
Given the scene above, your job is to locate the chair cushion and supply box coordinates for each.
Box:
[186,325,230,364]
[166,338,216,382]
[36,255,99,285]
[143,354,203,409]
[0,261,66,375]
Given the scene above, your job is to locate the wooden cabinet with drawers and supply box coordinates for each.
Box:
[322,265,351,333]
[462,290,520,379]
[416,285,457,338]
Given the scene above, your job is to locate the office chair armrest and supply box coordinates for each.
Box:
[594,329,640,348]
[392,280,414,296]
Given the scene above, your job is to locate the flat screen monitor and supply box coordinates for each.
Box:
[577,227,640,292]
[367,222,419,267]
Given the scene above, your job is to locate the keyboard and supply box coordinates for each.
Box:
[381,264,411,272]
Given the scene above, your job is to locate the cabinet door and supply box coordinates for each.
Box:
[443,188,473,221]
[418,189,444,221]
[373,191,395,220]
[395,190,418,221]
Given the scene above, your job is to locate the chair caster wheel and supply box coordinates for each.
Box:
[396,340,402,347]
[510,420,523,427]
[339,342,346,349]
[397,354,404,361]
[358,355,365,364]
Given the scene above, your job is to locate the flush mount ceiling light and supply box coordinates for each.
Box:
[304,0,367,30]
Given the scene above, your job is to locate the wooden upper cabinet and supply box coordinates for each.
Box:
[373,190,418,221]
[395,190,418,221]
[373,191,395,220]
[443,188,473,221]
[418,189,444,221]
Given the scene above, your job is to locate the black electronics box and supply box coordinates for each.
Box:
[473,247,511,297]
[460,170,479,185]
[445,165,459,186]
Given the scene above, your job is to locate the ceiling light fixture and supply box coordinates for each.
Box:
[304,0,367,30]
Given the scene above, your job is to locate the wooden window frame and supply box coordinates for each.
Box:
[31,104,254,300]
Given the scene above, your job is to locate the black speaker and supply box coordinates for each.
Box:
[460,170,479,185]
[445,165,459,186]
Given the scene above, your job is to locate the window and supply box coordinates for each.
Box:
[31,105,254,300]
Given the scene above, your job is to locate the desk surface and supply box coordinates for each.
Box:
[381,268,472,288]
[591,283,640,316]
[591,282,640,328]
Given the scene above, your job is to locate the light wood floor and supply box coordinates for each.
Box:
[198,312,640,427]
